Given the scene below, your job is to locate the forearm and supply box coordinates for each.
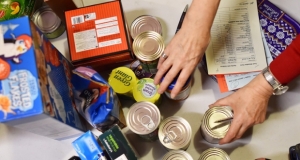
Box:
[183,0,220,34]
[270,34,300,84]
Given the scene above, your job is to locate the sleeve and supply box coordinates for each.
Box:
[269,34,300,84]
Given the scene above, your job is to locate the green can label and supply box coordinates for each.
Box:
[0,0,37,21]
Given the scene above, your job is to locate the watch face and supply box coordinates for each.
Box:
[274,86,289,95]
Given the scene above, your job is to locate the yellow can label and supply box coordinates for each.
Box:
[133,78,160,103]
[108,67,137,94]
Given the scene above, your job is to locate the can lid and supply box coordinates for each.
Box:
[162,150,193,160]
[158,116,192,150]
[133,31,165,61]
[32,6,61,33]
[130,15,162,39]
[132,78,161,104]
[126,101,161,135]
[202,106,233,139]
[198,148,231,160]
[108,67,137,94]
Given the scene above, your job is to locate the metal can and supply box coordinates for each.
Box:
[130,15,162,39]
[132,31,164,74]
[200,106,233,144]
[32,4,65,39]
[158,116,192,150]
[164,76,192,101]
[126,101,161,141]
[162,150,193,160]
[129,60,153,79]
[108,67,137,97]
[198,148,231,160]
[132,78,161,105]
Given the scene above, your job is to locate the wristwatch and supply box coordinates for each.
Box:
[262,67,289,95]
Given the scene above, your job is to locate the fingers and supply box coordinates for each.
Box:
[157,53,167,69]
[156,63,181,95]
[169,68,193,98]
[219,117,248,145]
[209,98,230,108]
[154,55,172,87]
[219,118,242,144]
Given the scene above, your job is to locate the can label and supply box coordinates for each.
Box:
[165,81,191,101]
[0,0,37,21]
[130,60,153,79]
[140,59,159,74]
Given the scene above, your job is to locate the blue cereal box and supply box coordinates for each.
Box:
[1,16,86,139]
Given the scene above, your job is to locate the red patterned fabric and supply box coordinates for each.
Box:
[270,34,300,84]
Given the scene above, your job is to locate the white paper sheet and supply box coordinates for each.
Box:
[206,0,267,75]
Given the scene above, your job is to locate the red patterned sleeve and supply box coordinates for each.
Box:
[269,34,300,84]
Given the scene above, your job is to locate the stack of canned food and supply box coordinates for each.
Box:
[108,14,234,159]
[130,15,193,101]
[125,100,233,159]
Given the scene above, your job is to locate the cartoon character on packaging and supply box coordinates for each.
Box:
[0,35,32,63]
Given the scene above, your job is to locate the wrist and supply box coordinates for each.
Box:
[262,66,289,95]
[249,73,273,98]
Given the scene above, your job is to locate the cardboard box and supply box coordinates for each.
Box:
[0,16,86,140]
[65,0,135,72]
[99,125,139,160]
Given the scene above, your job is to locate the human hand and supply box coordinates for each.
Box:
[154,18,210,98]
[154,0,220,98]
[209,74,273,144]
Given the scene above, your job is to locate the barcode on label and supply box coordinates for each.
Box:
[71,15,84,25]
[115,154,128,160]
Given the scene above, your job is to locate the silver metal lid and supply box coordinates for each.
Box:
[126,101,161,135]
[32,5,61,33]
[198,148,231,160]
[133,31,165,61]
[202,106,233,140]
[162,150,193,160]
[158,116,192,150]
[130,15,162,39]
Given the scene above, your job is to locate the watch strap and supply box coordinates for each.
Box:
[262,67,288,95]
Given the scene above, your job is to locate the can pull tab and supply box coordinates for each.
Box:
[140,115,155,130]
[163,131,177,144]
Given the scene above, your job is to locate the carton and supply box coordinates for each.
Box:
[0,16,85,140]
[99,125,139,160]
[65,0,135,72]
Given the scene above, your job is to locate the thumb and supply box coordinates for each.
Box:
[209,97,229,108]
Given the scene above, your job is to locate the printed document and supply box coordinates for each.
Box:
[205,0,267,75]
[216,28,272,92]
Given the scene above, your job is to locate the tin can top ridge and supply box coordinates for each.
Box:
[158,116,192,150]
[127,101,161,135]
[130,15,162,39]
[201,106,233,140]
[198,148,231,160]
[32,5,61,34]
[133,31,164,62]
[162,150,193,160]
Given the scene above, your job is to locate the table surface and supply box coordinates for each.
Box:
[2,0,300,160]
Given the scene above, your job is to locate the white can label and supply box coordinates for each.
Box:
[142,82,157,98]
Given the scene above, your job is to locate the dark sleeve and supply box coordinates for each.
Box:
[269,34,300,84]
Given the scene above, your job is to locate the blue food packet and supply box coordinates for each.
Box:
[72,131,106,160]
[71,67,126,132]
